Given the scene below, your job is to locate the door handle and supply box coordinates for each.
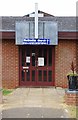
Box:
[23,70,25,72]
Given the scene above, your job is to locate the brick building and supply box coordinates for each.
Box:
[0,10,77,89]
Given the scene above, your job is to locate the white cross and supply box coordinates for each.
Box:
[29,3,43,39]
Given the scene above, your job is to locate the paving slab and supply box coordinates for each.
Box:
[3,88,64,108]
[2,87,69,118]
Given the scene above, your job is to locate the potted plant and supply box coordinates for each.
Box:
[67,61,78,90]
[76,75,78,90]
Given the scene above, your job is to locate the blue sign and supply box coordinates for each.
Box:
[23,38,50,45]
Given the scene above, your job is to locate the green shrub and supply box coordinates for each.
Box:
[2,89,13,95]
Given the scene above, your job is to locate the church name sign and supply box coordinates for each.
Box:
[23,38,50,45]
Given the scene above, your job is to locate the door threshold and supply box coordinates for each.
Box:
[19,86,55,88]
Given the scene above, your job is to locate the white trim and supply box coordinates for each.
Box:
[29,13,44,17]
[0,30,77,32]
[0,30,15,32]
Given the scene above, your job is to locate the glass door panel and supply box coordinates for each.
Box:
[22,49,25,66]
[48,70,52,82]
[43,70,47,82]
[38,70,42,81]
[26,70,30,81]
[26,50,31,66]
[32,70,35,81]
[43,48,47,66]
[32,49,36,66]
[22,70,25,81]
[48,48,52,66]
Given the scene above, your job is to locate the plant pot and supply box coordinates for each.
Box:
[76,76,78,90]
[67,75,76,90]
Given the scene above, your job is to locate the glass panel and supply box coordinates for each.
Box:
[32,70,35,81]
[48,48,52,66]
[22,70,25,81]
[26,50,30,66]
[26,50,30,56]
[48,71,52,82]
[32,56,35,66]
[43,71,47,81]
[38,70,42,81]
[38,49,42,57]
[43,48,47,66]
[22,49,25,66]
[32,49,35,66]
[26,62,30,66]
[26,70,30,81]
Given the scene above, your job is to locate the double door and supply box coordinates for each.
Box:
[20,46,55,86]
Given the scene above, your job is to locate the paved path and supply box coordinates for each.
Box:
[2,87,69,118]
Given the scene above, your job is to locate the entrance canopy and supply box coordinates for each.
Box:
[15,21,58,45]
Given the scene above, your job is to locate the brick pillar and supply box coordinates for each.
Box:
[76,16,78,73]
[0,40,2,104]
[65,90,78,106]
[55,40,76,88]
[76,40,78,73]
[2,39,19,89]
[0,17,2,104]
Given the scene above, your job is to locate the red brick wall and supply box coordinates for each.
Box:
[0,15,2,103]
[55,39,76,88]
[0,39,2,88]
[65,91,78,106]
[76,40,78,73]
[0,38,2,103]
[2,39,19,88]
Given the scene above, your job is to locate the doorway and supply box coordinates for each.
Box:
[19,46,55,86]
